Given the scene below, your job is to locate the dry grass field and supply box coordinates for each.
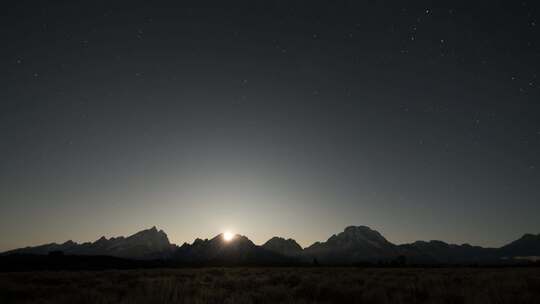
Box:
[1,267,540,304]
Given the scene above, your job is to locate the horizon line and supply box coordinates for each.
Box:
[3,224,538,253]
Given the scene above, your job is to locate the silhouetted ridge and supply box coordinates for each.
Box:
[174,234,296,265]
[304,226,399,264]
[499,233,540,257]
[3,226,540,266]
[262,237,303,256]
[2,227,174,260]
[398,240,499,264]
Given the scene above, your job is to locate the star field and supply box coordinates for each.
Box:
[0,1,539,251]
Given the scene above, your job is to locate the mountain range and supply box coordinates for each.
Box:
[3,226,540,266]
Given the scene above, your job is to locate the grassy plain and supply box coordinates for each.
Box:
[1,267,539,304]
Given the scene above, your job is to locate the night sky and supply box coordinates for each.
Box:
[1,1,539,251]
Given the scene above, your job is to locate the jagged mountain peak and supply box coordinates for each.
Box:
[307,225,393,248]
[303,225,399,263]
[265,236,298,243]
[262,237,303,256]
[95,236,108,243]
[173,233,294,265]
[343,225,382,235]
[3,226,540,265]
[131,226,163,235]
[1,227,175,259]
[127,227,169,242]
[344,225,372,232]
[209,233,255,248]
[62,240,77,246]
[334,226,392,246]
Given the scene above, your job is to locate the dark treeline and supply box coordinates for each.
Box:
[2,252,539,272]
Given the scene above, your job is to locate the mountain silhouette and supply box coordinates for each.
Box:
[398,240,499,264]
[173,233,296,265]
[3,226,175,260]
[3,225,540,267]
[499,233,540,258]
[304,226,400,264]
[262,237,303,256]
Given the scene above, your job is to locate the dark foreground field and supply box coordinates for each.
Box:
[1,267,540,304]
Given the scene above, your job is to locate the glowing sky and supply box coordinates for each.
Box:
[1,1,539,251]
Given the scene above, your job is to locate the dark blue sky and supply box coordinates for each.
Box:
[1,0,539,251]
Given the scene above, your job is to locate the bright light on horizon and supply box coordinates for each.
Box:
[223,231,234,241]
